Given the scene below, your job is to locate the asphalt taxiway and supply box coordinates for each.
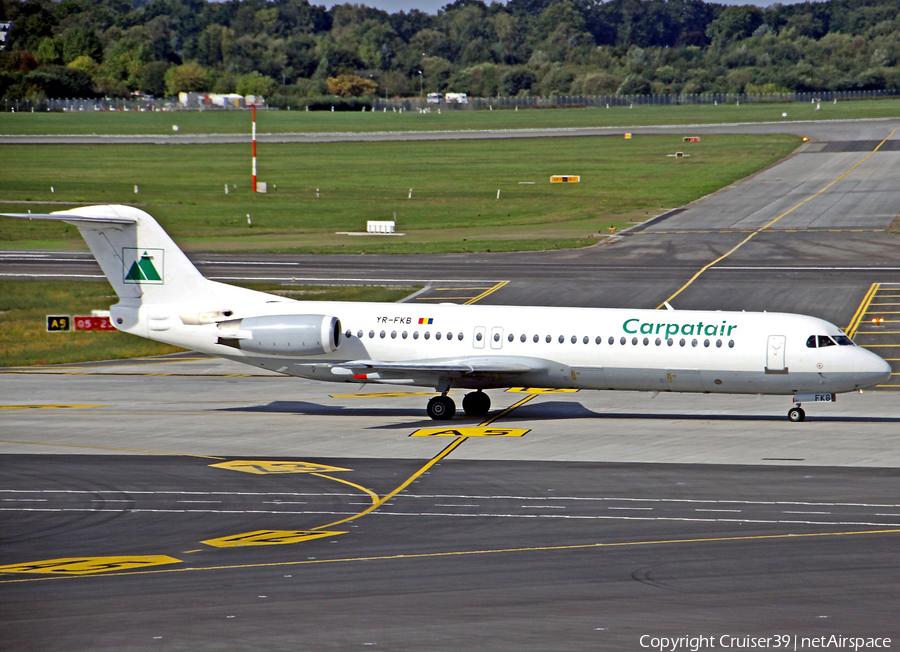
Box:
[1,117,899,650]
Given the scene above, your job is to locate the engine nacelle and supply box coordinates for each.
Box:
[217,314,341,356]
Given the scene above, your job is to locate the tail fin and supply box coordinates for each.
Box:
[3,205,209,304]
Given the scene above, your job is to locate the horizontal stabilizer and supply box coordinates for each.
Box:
[0,211,136,225]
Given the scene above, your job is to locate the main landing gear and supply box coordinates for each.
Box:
[787,406,806,422]
[426,390,491,420]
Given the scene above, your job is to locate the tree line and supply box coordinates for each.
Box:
[0,0,898,107]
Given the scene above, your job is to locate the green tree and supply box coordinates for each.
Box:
[236,71,278,97]
[61,27,103,65]
[501,68,536,95]
[707,6,764,46]
[165,62,208,95]
[326,73,377,97]
[68,55,100,77]
[617,73,651,95]
[26,65,95,98]
[139,61,170,96]
[35,37,63,65]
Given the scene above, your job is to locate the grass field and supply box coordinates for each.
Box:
[1,99,898,135]
[0,280,416,367]
[0,133,799,253]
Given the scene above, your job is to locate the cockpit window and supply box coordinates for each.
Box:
[806,335,816,348]
[833,335,854,346]
[817,335,836,348]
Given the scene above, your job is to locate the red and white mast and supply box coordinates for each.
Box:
[251,103,257,193]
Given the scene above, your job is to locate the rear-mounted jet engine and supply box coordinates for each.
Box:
[217,314,341,355]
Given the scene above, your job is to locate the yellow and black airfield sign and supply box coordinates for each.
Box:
[506,387,580,394]
[0,555,181,575]
[410,427,530,437]
[550,175,580,184]
[202,530,347,548]
[46,315,71,332]
[209,460,352,475]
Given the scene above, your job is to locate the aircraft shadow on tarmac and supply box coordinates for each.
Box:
[219,400,900,425]
[501,400,900,423]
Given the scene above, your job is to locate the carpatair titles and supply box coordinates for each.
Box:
[622,318,738,338]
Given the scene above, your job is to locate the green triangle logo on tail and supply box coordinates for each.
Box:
[123,248,164,284]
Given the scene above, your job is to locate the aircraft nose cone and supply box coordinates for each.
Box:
[863,352,893,388]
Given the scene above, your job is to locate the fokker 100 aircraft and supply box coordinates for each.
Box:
[4,205,891,422]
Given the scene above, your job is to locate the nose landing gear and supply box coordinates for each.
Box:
[787,405,806,422]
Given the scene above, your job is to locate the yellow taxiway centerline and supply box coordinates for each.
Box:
[4,528,898,584]
[657,129,897,310]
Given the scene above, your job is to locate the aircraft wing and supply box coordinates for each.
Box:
[331,357,536,376]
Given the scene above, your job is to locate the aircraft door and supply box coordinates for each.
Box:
[766,335,787,372]
[490,326,504,350]
[473,326,486,349]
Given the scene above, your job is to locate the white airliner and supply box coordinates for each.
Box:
[4,205,891,422]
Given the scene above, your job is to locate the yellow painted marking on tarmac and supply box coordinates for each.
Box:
[415,297,484,301]
[464,281,508,305]
[0,439,225,460]
[0,555,181,575]
[209,460,352,475]
[506,387,579,394]
[846,283,880,338]
[312,437,468,532]
[310,473,380,507]
[431,287,493,291]
[657,130,898,310]
[0,404,107,410]
[410,427,529,437]
[312,395,536,532]
[479,395,536,426]
[857,331,900,335]
[182,550,203,554]
[330,391,447,398]
[647,228,882,235]
[5,529,899,584]
[202,530,347,548]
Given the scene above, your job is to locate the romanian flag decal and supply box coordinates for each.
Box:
[418,317,433,325]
